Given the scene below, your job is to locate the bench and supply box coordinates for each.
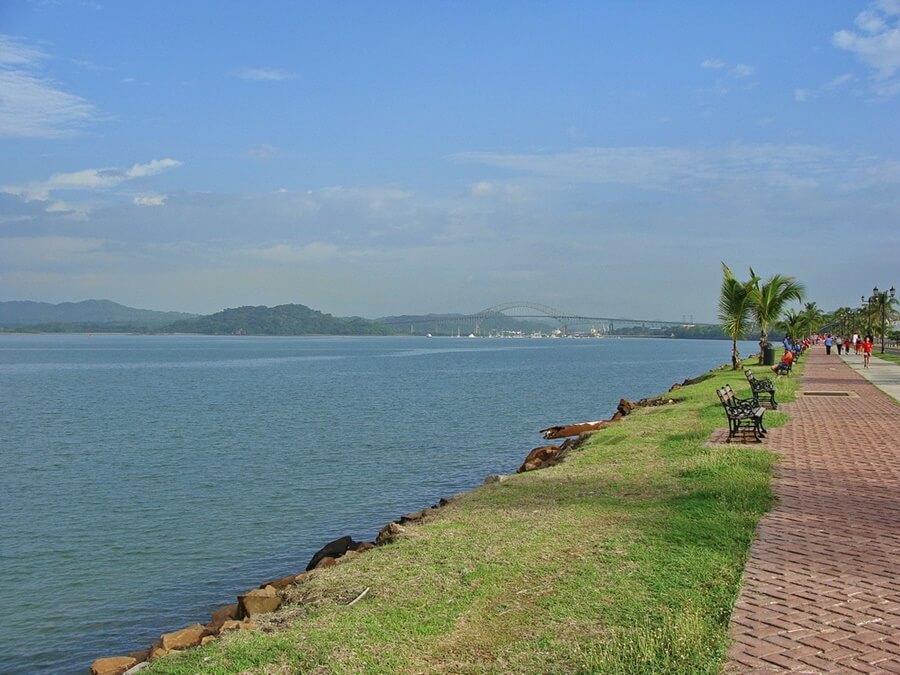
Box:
[717,384,767,443]
[744,368,778,409]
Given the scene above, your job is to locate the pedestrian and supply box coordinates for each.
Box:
[844,337,851,355]
[824,334,833,355]
[772,348,794,376]
[836,335,843,355]
[862,335,873,368]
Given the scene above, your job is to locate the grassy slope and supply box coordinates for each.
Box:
[146,362,799,674]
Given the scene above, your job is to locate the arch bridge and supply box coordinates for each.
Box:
[385,301,713,336]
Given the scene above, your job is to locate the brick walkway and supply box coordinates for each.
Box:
[726,350,900,673]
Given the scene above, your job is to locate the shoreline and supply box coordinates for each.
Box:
[88,366,723,675]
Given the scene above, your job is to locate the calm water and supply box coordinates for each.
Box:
[0,334,753,674]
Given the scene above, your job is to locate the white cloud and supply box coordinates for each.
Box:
[470,181,495,196]
[455,144,900,193]
[701,58,754,79]
[701,59,726,70]
[0,34,98,138]
[126,159,181,178]
[234,67,296,81]
[3,158,182,202]
[134,193,167,207]
[833,1,900,95]
[243,242,341,263]
[247,143,280,162]
[0,236,107,266]
[794,73,854,102]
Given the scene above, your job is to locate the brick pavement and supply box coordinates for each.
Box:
[726,350,900,674]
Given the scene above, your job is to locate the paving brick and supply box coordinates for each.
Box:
[725,350,900,673]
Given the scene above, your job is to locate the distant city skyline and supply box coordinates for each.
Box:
[1,1,898,322]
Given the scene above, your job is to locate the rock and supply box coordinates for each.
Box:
[314,556,337,569]
[306,535,353,571]
[616,399,637,416]
[126,650,149,664]
[200,635,216,646]
[90,656,136,675]
[123,663,149,675]
[375,521,406,545]
[148,644,169,661]
[351,541,376,553]
[399,507,437,524]
[160,624,207,651]
[219,620,255,632]
[238,585,281,619]
[208,604,238,632]
[517,444,564,473]
[261,574,300,590]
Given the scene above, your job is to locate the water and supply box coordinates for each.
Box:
[0,334,754,674]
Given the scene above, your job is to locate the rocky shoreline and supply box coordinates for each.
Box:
[89,371,713,675]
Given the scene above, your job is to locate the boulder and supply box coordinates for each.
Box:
[148,644,169,661]
[261,574,300,590]
[517,444,563,473]
[160,624,207,651]
[238,585,281,619]
[351,541,376,553]
[306,535,353,571]
[616,399,637,416]
[399,507,437,524]
[219,620,256,632]
[314,556,338,569]
[375,521,406,545]
[208,604,238,632]
[200,635,216,646]
[90,656,136,675]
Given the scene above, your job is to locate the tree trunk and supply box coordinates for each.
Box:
[758,329,768,365]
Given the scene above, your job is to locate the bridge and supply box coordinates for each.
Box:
[383,301,716,336]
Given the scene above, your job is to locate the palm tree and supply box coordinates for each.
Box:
[777,309,806,342]
[800,302,825,337]
[718,263,759,369]
[750,269,805,364]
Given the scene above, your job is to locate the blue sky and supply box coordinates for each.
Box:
[1,1,898,321]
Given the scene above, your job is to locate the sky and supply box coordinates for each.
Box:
[1,1,898,322]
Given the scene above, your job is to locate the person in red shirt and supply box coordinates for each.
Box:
[862,335,874,368]
[771,348,794,376]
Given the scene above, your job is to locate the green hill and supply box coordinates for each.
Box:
[0,300,197,330]
[163,304,397,336]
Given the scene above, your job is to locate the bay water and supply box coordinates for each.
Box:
[0,334,755,674]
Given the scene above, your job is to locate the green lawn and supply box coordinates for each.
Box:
[144,361,798,674]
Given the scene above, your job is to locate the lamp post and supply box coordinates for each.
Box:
[861,295,871,338]
[871,285,896,354]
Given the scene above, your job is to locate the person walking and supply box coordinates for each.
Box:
[824,334,833,355]
[862,335,873,368]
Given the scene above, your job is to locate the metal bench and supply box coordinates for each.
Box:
[744,368,778,409]
[717,385,767,443]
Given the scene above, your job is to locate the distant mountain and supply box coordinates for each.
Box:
[0,300,197,329]
[378,313,555,336]
[163,303,397,336]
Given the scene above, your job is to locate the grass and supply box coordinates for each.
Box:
[874,352,900,365]
[144,361,800,674]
